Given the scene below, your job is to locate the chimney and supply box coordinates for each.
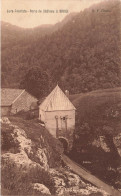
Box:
[65,90,69,99]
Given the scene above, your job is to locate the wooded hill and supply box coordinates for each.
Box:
[2,0,121,97]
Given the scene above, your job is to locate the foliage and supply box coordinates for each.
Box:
[20,67,50,98]
[1,0,121,96]
[1,123,20,153]
[2,163,55,195]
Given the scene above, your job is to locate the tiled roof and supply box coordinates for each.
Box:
[40,85,76,111]
[1,88,25,106]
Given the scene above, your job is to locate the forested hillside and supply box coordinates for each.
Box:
[2,0,121,97]
[1,12,77,50]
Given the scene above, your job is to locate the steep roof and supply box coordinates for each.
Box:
[1,88,25,106]
[40,85,76,111]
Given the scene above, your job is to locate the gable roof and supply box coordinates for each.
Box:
[1,88,25,106]
[40,85,76,111]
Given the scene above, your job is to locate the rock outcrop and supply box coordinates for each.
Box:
[1,117,110,196]
[1,117,49,170]
[114,133,121,157]
[92,136,110,153]
[49,168,109,196]
[31,183,51,195]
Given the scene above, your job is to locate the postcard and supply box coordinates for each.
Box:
[1,0,121,195]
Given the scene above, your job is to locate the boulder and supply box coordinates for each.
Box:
[35,148,49,170]
[53,176,66,187]
[66,187,90,195]
[0,117,11,124]
[114,133,121,157]
[99,136,110,152]
[55,186,66,195]
[31,183,51,195]
[65,185,109,196]
[2,151,40,169]
[12,127,32,154]
[92,136,110,152]
[64,170,81,187]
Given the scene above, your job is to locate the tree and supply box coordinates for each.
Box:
[20,67,50,99]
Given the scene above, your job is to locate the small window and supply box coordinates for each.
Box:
[63,117,66,121]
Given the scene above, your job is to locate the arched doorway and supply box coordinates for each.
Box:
[58,137,68,153]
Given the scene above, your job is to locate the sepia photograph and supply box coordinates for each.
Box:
[1,0,121,195]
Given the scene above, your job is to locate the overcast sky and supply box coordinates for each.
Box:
[2,0,104,28]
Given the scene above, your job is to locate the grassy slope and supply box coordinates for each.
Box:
[70,87,121,136]
[70,87,121,106]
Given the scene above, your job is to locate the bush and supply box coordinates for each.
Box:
[1,124,20,153]
[27,166,55,194]
[2,163,55,195]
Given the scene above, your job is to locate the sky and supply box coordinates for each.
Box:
[2,0,104,28]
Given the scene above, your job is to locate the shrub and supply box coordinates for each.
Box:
[28,166,55,194]
[1,124,20,153]
[2,163,55,195]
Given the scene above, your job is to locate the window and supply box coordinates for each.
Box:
[63,117,66,121]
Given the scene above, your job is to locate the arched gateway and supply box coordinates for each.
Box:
[58,137,69,152]
[39,85,76,151]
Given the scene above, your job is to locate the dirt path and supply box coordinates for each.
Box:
[62,155,121,196]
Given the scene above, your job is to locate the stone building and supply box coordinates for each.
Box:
[39,85,76,150]
[1,88,38,116]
